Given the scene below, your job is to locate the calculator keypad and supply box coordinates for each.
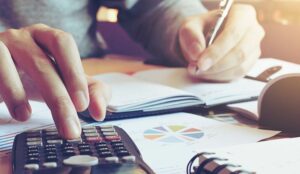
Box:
[22,125,136,171]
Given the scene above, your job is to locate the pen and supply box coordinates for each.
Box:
[206,0,234,46]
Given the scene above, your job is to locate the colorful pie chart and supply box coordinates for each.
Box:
[143,125,204,143]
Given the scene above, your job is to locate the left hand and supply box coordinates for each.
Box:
[179,4,265,82]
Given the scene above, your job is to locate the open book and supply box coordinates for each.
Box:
[78,63,266,120]
[190,137,300,174]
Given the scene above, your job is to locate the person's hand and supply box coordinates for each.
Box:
[0,24,111,139]
[179,4,265,82]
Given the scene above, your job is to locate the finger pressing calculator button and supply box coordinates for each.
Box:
[43,162,57,168]
[63,155,98,166]
[24,164,39,170]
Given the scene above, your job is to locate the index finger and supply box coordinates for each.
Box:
[197,4,257,72]
[28,24,89,112]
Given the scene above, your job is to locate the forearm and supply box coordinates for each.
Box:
[118,0,207,66]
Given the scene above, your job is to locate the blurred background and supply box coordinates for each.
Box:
[97,0,300,64]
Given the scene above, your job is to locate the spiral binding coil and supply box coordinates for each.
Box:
[187,152,255,174]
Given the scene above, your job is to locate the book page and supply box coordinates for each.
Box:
[93,73,199,112]
[133,68,265,106]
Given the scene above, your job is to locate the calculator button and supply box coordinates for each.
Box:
[45,144,56,148]
[27,153,39,157]
[98,151,113,157]
[63,155,98,166]
[45,155,57,162]
[110,140,123,145]
[104,156,119,163]
[78,144,90,149]
[105,135,121,141]
[82,129,98,133]
[45,131,59,136]
[99,125,114,129]
[111,142,124,147]
[27,157,39,164]
[24,164,39,170]
[47,139,63,144]
[27,137,42,142]
[97,147,109,152]
[84,133,100,137]
[43,162,57,168]
[63,150,76,156]
[95,142,108,148]
[45,151,57,156]
[113,146,126,151]
[86,136,103,142]
[115,150,130,157]
[103,132,118,136]
[27,141,42,146]
[101,128,116,132]
[122,155,136,162]
[45,147,57,152]
[28,149,39,153]
[80,149,92,155]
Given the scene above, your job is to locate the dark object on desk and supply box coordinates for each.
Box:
[12,126,154,174]
[259,74,300,132]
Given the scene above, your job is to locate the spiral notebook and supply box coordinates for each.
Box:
[189,137,300,174]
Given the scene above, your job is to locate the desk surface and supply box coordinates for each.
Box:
[0,55,291,173]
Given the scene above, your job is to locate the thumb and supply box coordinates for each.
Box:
[179,17,206,63]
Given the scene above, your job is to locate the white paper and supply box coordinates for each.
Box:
[201,137,300,174]
[133,68,265,106]
[90,113,279,174]
[0,101,55,153]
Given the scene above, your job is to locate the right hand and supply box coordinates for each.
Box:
[0,24,111,139]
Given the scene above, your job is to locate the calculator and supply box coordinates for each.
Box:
[12,125,154,174]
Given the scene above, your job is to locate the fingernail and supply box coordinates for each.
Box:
[189,43,203,61]
[14,103,31,121]
[61,118,81,139]
[198,58,213,72]
[75,91,88,111]
[188,64,198,76]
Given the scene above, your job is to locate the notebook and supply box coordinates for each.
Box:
[79,65,265,120]
[189,137,300,174]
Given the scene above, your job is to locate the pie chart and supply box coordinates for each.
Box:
[143,125,204,143]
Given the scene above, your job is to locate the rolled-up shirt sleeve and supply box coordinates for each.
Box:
[117,0,207,66]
